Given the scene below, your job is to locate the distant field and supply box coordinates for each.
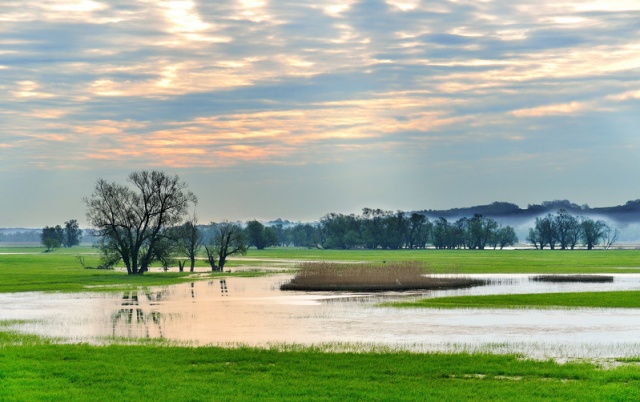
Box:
[243,248,640,274]
[2,246,640,292]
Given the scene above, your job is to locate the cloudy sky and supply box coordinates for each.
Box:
[2,0,640,227]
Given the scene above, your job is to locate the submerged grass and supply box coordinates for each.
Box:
[1,331,640,401]
[280,261,485,291]
[390,290,640,309]
[245,248,640,273]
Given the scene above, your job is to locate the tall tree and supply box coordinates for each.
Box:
[581,218,607,250]
[63,219,83,248]
[493,226,518,250]
[204,222,247,272]
[554,209,579,250]
[534,214,557,250]
[407,213,430,249]
[170,215,203,272]
[41,225,64,251]
[244,220,278,250]
[84,171,197,275]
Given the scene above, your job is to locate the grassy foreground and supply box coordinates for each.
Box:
[1,333,640,401]
[391,291,640,309]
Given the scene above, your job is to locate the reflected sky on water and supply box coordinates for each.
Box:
[2,274,640,359]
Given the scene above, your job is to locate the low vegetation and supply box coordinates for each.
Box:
[244,248,640,274]
[530,275,614,283]
[280,261,486,291]
[1,332,640,401]
[390,291,640,309]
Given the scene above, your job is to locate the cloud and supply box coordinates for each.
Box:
[510,101,588,117]
[2,0,640,225]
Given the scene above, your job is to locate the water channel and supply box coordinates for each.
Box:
[2,274,640,359]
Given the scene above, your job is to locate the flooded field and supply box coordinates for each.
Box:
[2,274,640,359]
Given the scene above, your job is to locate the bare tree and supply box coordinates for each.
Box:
[84,171,197,275]
[554,209,579,250]
[603,226,620,250]
[580,218,607,250]
[204,222,247,272]
[170,214,203,272]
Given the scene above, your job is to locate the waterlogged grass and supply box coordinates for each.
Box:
[390,291,640,309]
[0,251,245,293]
[244,248,640,274]
[3,246,640,292]
[0,332,640,401]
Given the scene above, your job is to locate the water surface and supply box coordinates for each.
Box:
[2,274,640,359]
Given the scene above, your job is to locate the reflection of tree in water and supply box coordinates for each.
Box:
[111,291,167,338]
[205,280,229,296]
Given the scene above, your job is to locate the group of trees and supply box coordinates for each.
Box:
[84,171,247,275]
[430,215,518,250]
[526,209,618,250]
[82,171,624,275]
[41,220,82,251]
[274,209,518,250]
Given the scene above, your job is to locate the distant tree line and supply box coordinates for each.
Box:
[526,209,618,250]
[0,230,41,243]
[268,209,518,250]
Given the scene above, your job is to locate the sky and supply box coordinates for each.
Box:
[2,0,640,228]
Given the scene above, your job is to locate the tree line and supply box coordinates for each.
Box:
[526,209,618,250]
[273,209,518,250]
[80,171,623,275]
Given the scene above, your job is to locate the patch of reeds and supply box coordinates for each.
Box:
[280,261,486,291]
[530,275,614,283]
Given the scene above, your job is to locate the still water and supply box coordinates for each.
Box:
[2,274,640,359]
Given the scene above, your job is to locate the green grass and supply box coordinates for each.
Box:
[0,248,242,293]
[0,332,639,401]
[2,246,640,292]
[243,248,640,274]
[390,291,640,309]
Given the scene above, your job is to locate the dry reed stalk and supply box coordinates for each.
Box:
[530,275,614,283]
[281,261,486,291]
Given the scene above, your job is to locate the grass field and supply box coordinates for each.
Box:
[390,290,640,309]
[1,332,640,401]
[242,248,640,274]
[2,246,640,400]
[2,245,640,292]
[0,246,233,293]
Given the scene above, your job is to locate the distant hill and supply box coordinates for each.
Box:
[417,199,640,223]
[416,199,640,243]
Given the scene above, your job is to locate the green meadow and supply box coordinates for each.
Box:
[243,248,640,274]
[390,291,640,309]
[1,332,640,401]
[2,246,640,400]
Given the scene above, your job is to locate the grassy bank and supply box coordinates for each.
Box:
[1,333,639,401]
[390,291,640,309]
[0,250,230,293]
[243,248,640,274]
